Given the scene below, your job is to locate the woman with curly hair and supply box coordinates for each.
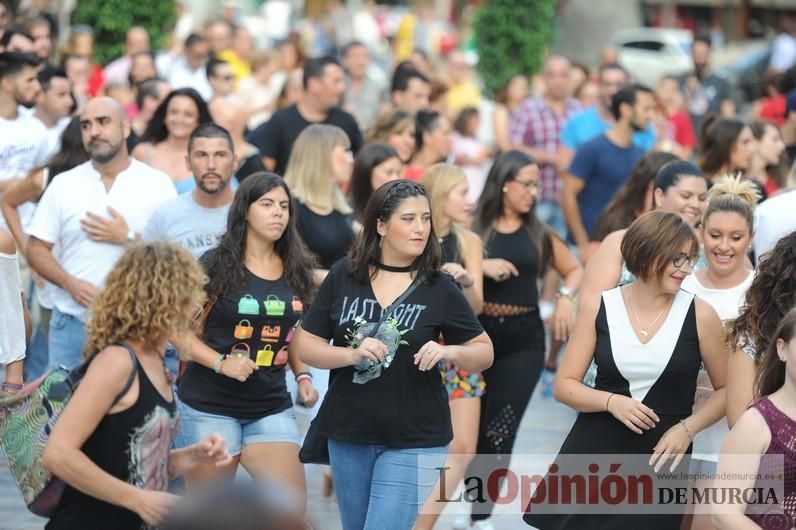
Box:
[726,231,796,427]
[43,242,232,530]
[171,173,318,513]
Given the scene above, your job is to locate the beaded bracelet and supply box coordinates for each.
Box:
[213,354,225,374]
[679,419,695,442]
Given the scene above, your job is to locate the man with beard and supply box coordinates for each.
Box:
[561,84,653,259]
[26,96,176,369]
[678,35,735,137]
[143,122,235,259]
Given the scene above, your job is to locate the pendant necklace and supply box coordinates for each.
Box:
[627,296,667,338]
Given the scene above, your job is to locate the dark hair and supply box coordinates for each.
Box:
[693,34,712,48]
[135,77,165,109]
[391,63,429,94]
[654,160,707,196]
[340,40,366,59]
[610,83,653,121]
[302,55,340,90]
[0,27,32,49]
[37,66,67,91]
[42,116,88,190]
[592,152,679,241]
[184,33,205,49]
[727,231,796,361]
[188,122,234,153]
[0,51,40,79]
[598,62,629,81]
[415,110,442,151]
[494,74,527,105]
[206,55,228,79]
[349,180,441,283]
[749,119,788,189]
[698,116,747,177]
[202,173,317,303]
[621,210,700,281]
[756,308,796,397]
[349,143,400,221]
[475,150,552,275]
[453,106,479,136]
[140,88,213,145]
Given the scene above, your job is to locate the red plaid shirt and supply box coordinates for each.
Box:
[509,96,582,202]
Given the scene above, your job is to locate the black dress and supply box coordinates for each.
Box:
[523,287,701,529]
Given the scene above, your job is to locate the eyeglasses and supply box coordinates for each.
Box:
[673,253,698,270]
[510,179,541,192]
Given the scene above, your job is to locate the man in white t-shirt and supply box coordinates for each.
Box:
[0,52,49,229]
[33,67,73,156]
[753,189,796,263]
[27,97,176,369]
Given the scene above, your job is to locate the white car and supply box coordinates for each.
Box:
[611,28,694,87]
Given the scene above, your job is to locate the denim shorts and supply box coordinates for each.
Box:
[176,398,300,456]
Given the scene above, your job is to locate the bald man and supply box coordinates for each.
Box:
[26,96,176,369]
[104,26,151,87]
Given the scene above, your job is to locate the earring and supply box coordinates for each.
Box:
[379,236,383,248]
[502,186,508,193]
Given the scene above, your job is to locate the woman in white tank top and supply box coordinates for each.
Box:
[681,174,758,530]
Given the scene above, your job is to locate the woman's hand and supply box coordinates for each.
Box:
[649,422,692,473]
[607,394,660,434]
[483,258,518,282]
[192,432,233,467]
[414,340,449,371]
[130,489,181,526]
[552,297,575,341]
[220,356,258,382]
[297,379,319,408]
[350,337,388,366]
[442,262,474,288]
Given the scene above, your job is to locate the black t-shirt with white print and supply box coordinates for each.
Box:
[178,267,305,420]
[301,258,484,448]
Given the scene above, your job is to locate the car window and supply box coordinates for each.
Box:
[620,40,664,52]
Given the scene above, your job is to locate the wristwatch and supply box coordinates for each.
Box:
[126,229,136,243]
[555,286,574,300]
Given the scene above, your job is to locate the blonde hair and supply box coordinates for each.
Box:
[367,110,414,144]
[284,124,352,214]
[84,242,207,356]
[422,163,481,266]
[703,173,759,232]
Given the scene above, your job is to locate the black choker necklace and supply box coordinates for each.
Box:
[373,260,417,273]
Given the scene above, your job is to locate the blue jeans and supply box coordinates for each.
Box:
[48,307,87,370]
[535,200,567,240]
[328,438,447,530]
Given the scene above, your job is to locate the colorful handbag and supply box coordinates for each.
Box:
[274,346,289,366]
[237,295,260,315]
[256,345,275,367]
[234,320,254,340]
[263,295,285,317]
[230,343,251,358]
[0,343,138,516]
[261,325,281,343]
[291,296,303,313]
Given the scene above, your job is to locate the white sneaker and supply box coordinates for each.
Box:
[452,515,470,529]
[471,520,495,530]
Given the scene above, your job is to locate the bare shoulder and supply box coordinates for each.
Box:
[130,142,151,160]
[460,228,483,246]
[693,295,720,323]
[84,344,136,389]
[727,405,771,453]
[579,291,604,318]
[0,228,16,254]
[603,229,627,249]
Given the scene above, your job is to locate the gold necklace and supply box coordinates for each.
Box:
[627,296,667,338]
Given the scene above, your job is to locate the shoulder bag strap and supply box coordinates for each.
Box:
[112,342,139,405]
[364,278,422,340]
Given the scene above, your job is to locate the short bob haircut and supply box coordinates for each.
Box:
[349,179,441,283]
[620,210,700,282]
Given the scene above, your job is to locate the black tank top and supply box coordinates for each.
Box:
[483,226,540,307]
[47,357,178,530]
[440,232,460,265]
[296,201,355,270]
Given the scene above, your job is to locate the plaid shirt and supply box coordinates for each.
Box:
[509,96,583,202]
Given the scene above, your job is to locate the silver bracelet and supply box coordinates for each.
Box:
[678,419,695,442]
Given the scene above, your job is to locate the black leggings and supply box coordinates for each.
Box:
[471,313,545,521]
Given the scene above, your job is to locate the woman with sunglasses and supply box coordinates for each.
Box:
[524,211,729,529]
[291,180,493,530]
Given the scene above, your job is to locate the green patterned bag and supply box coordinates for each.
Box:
[0,343,138,516]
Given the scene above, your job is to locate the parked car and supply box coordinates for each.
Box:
[713,40,772,106]
[611,28,693,86]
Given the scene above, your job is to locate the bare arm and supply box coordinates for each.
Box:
[170,330,258,383]
[579,230,624,305]
[262,156,276,172]
[549,235,583,341]
[493,105,512,152]
[290,327,368,369]
[26,237,73,290]
[727,348,757,428]
[434,332,493,373]
[1,170,42,250]
[560,173,588,251]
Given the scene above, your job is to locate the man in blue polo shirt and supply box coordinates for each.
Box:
[562,84,654,258]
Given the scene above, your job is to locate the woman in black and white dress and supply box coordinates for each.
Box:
[524,211,729,529]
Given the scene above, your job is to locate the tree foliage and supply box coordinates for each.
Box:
[72,0,177,66]
[473,0,558,95]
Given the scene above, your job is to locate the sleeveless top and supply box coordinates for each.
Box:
[440,232,460,265]
[47,359,179,530]
[748,397,796,529]
[295,201,355,270]
[483,227,539,308]
[595,287,701,415]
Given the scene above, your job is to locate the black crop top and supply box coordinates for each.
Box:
[483,227,540,308]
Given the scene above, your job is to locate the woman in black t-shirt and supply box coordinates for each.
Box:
[470,150,582,525]
[172,173,318,514]
[292,180,493,530]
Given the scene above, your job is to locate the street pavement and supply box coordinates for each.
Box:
[1,373,576,530]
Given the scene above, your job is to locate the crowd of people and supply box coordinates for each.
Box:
[2,3,796,530]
